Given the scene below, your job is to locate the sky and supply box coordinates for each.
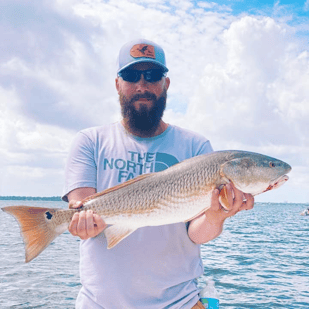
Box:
[0,0,308,203]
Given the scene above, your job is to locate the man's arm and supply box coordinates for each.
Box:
[188,183,254,244]
[68,187,107,240]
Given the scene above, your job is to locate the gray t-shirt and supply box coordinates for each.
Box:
[63,122,213,309]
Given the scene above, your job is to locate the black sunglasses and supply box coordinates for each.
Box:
[118,69,166,83]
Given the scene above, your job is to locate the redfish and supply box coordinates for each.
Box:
[2,150,291,262]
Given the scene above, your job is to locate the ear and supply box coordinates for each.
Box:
[164,77,170,91]
[115,77,120,93]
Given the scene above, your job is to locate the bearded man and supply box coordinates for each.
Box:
[62,39,254,309]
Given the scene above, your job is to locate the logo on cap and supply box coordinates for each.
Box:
[130,44,155,59]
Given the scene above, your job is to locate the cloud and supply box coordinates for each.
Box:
[0,0,119,131]
[164,15,309,202]
[0,0,308,202]
[0,83,75,195]
[167,16,309,141]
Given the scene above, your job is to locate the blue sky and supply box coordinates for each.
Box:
[211,0,309,15]
[0,0,308,203]
[205,0,308,13]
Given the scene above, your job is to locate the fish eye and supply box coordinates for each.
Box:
[269,162,275,168]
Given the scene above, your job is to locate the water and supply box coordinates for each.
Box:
[0,200,308,308]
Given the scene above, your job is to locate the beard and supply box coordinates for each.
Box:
[119,90,167,137]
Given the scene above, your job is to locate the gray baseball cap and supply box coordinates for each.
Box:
[117,39,168,73]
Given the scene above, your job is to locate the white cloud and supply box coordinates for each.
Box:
[0,84,74,196]
[0,0,308,202]
[173,16,306,141]
[164,15,309,203]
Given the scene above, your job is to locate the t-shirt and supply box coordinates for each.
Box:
[63,122,213,309]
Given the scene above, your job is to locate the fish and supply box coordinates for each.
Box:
[2,150,291,263]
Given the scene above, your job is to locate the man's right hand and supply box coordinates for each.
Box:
[68,200,107,240]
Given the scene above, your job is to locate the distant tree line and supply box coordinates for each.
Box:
[0,196,62,201]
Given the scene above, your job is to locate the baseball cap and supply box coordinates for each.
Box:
[117,39,168,73]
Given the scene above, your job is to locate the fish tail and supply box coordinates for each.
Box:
[1,206,67,263]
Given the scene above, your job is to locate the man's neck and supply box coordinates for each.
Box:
[121,119,168,138]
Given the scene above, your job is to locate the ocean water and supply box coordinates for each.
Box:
[0,200,308,309]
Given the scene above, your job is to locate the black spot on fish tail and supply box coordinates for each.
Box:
[45,211,53,220]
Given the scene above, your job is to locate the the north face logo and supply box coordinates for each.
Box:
[130,44,155,59]
[103,152,179,182]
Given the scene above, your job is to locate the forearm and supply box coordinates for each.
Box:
[67,187,96,206]
[188,213,225,244]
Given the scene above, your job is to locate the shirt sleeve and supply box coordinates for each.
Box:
[196,139,213,156]
[62,131,97,202]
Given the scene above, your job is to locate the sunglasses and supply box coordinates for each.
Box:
[118,69,166,83]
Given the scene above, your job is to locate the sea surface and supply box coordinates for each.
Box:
[0,200,308,309]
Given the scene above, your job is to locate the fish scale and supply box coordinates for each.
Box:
[1,150,291,262]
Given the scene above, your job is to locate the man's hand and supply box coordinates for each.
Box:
[188,183,254,244]
[207,182,254,223]
[68,200,107,240]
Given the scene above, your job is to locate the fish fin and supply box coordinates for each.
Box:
[104,225,136,249]
[1,206,66,263]
[219,186,230,210]
[82,174,153,203]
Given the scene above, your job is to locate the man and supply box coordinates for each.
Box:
[62,39,254,309]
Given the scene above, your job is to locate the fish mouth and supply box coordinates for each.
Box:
[264,175,289,192]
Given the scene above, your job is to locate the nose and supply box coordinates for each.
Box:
[135,74,148,92]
